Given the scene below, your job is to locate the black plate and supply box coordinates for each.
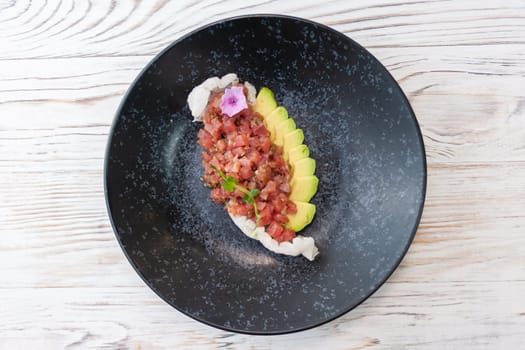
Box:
[105,15,426,334]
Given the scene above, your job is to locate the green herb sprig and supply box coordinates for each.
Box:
[210,165,261,223]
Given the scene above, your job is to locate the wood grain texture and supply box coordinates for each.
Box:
[1,0,524,349]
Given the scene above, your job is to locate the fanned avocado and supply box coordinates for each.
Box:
[265,107,288,138]
[288,144,310,163]
[292,157,316,177]
[274,118,296,146]
[255,87,318,233]
[290,175,319,202]
[286,201,316,231]
[254,87,278,117]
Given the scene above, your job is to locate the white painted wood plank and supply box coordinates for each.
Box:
[0,282,524,349]
[0,0,524,59]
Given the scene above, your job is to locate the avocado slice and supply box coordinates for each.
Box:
[274,118,296,146]
[283,129,304,160]
[286,201,316,231]
[254,87,278,118]
[289,175,319,202]
[265,107,288,138]
[292,157,316,177]
[288,144,310,164]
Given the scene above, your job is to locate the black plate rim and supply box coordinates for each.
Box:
[104,13,427,335]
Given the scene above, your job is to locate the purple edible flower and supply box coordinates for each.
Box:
[220,86,248,117]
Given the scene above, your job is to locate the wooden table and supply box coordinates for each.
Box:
[1,0,524,348]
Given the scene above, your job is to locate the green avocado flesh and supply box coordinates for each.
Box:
[291,157,316,177]
[254,88,318,232]
[290,175,319,202]
[288,144,310,163]
[283,129,304,159]
[265,107,288,138]
[254,87,277,117]
[286,201,316,231]
[274,118,296,146]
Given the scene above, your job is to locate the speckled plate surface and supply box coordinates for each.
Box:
[105,15,426,334]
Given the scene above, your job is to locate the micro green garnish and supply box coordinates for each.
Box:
[210,165,262,223]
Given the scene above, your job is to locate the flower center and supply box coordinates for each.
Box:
[228,96,238,105]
